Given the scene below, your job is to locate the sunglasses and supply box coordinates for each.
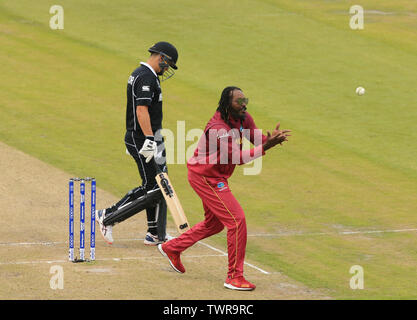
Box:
[236,97,249,106]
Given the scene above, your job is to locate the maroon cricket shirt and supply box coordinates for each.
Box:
[187,111,267,179]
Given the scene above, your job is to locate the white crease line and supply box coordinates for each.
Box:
[3,228,415,247]
[0,259,67,265]
[0,254,226,266]
[197,241,227,256]
[3,228,415,273]
[0,239,147,246]
[0,238,271,274]
[339,228,417,235]
[198,241,271,275]
[0,241,60,246]
[247,228,417,238]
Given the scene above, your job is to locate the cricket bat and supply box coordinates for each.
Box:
[154,160,190,234]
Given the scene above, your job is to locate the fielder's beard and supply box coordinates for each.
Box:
[229,106,247,121]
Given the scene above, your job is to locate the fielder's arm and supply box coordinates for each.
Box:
[214,122,291,164]
[242,114,267,146]
[213,128,265,165]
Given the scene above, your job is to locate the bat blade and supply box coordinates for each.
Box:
[156,172,190,234]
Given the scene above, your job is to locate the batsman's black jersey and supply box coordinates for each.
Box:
[126,63,162,136]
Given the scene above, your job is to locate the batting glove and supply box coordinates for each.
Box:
[139,137,157,163]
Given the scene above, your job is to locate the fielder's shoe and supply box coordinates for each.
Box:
[143,232,175,246]
[157,243,185,273]
[96,209,113,245]
[224,276,256,291]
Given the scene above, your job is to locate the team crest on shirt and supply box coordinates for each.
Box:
[217,182,228,192]
[142,86,150,92]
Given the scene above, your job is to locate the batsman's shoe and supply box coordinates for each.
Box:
[144,232,175,246]
[165,234,176,241]
[96,209,113,245]
[157,243,185,273]
[224,276,256,291]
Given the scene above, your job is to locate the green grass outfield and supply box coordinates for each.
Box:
[1,0,416,299]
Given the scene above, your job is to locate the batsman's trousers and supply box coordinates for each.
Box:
[164,170,247,279]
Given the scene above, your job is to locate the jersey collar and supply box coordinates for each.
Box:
[140,62,158,78]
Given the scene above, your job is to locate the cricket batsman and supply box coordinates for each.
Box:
[158,86,291,291]
[96,41,179,246]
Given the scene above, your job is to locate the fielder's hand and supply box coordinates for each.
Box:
[139,137,157,163]
[263,122,291,151]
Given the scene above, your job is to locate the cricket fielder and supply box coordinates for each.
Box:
[158,86,291,290]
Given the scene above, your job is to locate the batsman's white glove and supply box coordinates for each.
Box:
[139,137,157,163]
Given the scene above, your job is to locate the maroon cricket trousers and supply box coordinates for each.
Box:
[163,170,247,279]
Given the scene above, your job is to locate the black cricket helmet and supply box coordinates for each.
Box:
[148,41,178,69]
[148,41,178,81]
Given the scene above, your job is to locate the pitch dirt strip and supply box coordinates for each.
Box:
[0,237,271,274]
[3,227,417,275]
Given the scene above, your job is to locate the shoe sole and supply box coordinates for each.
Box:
[144,241,160,246]
[144,238,163,246]
[224,283,255,291]
[145,235,172,246]
[157,244,184,274]
[96,219,113,245]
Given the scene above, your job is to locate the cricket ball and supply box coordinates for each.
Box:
[356,86,365,96]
